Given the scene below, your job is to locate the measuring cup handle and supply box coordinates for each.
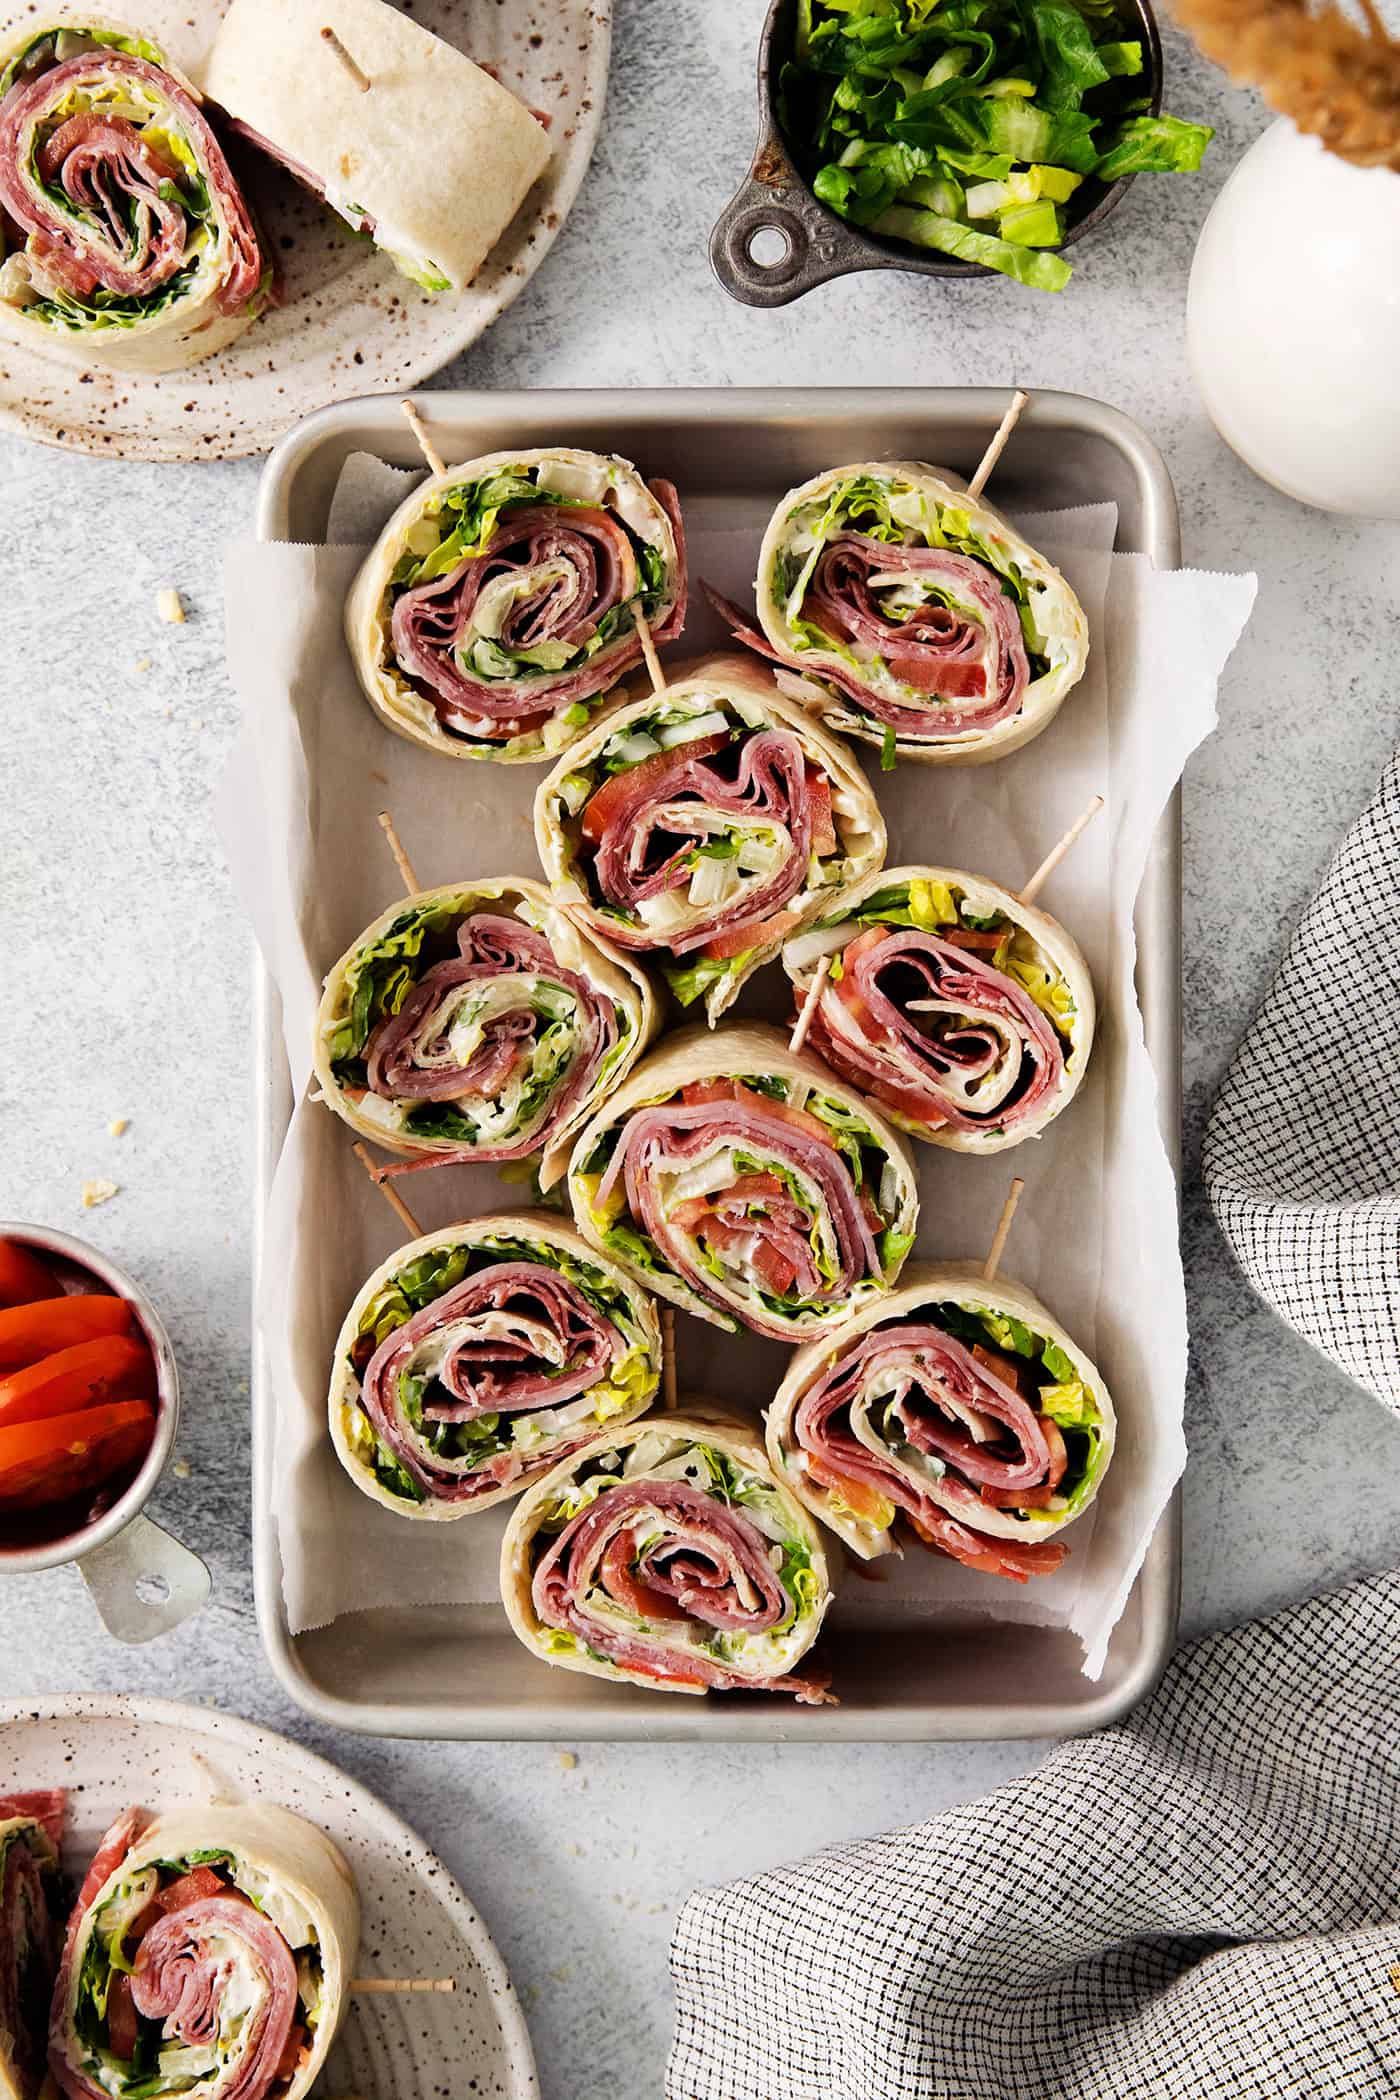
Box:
[77,1515,211,1644]
[709,128,872,309]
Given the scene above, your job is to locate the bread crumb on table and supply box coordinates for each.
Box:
[108,1117,129,1137]
[556,1748,578,1771]
[81,1179,119,1209]
[156,588,186,625]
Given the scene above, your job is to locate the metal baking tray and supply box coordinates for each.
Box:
[252,387,1182,1741]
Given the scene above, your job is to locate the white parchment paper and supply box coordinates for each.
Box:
[219,453,1255,1676]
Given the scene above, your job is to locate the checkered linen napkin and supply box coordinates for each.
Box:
[668,1571,1400,2100]
[1204,752,1400,1404]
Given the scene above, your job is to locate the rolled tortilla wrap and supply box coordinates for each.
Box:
[202,0,550,295]
[345,447,688,763]
[329,1213,662,1520]
[535,653,887,1023]
[567,1023,919,1341]
[766,1261,1116,1579]
[710,460,1088,764]
[0,1791,64,2100]
[0,17,271,372]
[313,876,657,1188]
[501,1409,833,1701]
[782,865,1095,1152]
[48,1801,358,2100]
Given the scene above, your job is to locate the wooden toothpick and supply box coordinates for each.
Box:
[661,1306,678,1410]
[632,603,666,697]
[352,1142,424,1240]
[321,25,372,92]
[1018,795,1104,908]
[982,1178,1024,1283]
[377,809,421,896]
[967,388,1029,501]
[401,398,447,478]
[788,956,831,1054]
[351,1977,455,1995]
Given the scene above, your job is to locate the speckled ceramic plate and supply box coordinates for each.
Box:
[0,1693,539,2098]
[0,0,609,462]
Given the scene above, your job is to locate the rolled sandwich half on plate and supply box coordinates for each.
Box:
[0,1789,64,2100]
[345,447,687,763]
[47,1801,358,2100]
[202,0,550,294]
[329,1214,662,1520]
[767,1263,1115,1582]
[535,653,887,1022]
[782,865,1094,1151]
[501,1410,834,1701]
[0,17,272,371]
[313,876,657,1189]
[711,460,1088,765]
[567,1023,919,1341]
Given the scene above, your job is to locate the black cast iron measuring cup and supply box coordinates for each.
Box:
[710,0,1164,307]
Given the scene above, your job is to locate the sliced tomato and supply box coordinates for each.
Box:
[869,1074,945,1125]
[155,1864,229,1914]
[273,2025,307,2085]
[0,1334,156,1429]
[804,1451,894,1525]
[843,925,893,968]
[701,908,803,961]
[736,1087,838,1150]
[680,1078,736,1107]
[941,926,1005,952]
[724,1172,788,1207]
[672,1175,788,1236]
[627,1652,711,1688]
[979,1479,1060,1510]
[107,1973,139,2062]
[600,1532,691,1623]
[1038,1413,1068,1491]
[0,1401,155,1510]
[0,1295,132,1373]
[747,1236,799,1298]
[805,767,837,857]
[909,1513,1066,1582]
[578,732,730,845]
[0,1241,61,1308]
[972,1342,1028,1395]
[685,1214,749,1261]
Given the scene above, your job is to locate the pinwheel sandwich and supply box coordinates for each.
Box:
[345,446,687,763]
[330,1215,662,1519]
[501,1410,833,1701]
[535,653,887,1022]
[0,17,271,369]
[47,1801,358,2100]
[712,460,1087,765]
[567,1024,919,1342]
[767,1263,1115,1581]
[783,865,1094,1151]
[0,1789,64,2100]
[203,0,550,295]
[314,876,657,1187]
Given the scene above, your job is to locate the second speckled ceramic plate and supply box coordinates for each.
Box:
[0,1693,539,2099]
[0,0,610,462]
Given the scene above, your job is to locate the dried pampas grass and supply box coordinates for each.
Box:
[1172,0,1400,167]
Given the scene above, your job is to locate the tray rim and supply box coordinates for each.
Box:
[249,384,1184,1743]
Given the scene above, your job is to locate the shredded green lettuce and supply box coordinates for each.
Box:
[780,0,1212,291]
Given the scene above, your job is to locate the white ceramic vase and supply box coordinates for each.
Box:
[1187,119,1400,518]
